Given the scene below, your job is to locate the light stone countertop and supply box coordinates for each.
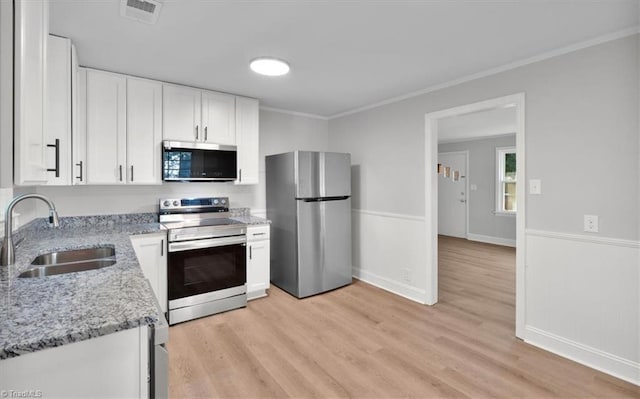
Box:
[0,214,164,360]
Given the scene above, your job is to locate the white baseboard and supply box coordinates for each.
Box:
[467,233,516,247]
[525,326,640,386]
[353,267,426,304]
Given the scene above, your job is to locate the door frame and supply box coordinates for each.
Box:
[424,93,526,339]
[437,150,470,239]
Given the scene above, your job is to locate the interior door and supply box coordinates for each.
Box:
[438,152,467,238]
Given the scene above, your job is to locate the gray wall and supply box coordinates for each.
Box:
[439,135,516,240]
[329,35,639,241]
[34,109,329,217]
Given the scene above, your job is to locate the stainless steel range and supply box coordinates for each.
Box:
[159,197,247,325]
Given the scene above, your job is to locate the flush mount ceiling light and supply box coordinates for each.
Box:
[250,57,290,77]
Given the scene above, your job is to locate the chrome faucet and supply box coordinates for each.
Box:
[1,193,60,266]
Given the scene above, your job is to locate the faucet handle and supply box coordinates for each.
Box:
[49,209,60,227]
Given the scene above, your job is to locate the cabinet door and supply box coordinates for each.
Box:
[85,70,126,184]
[201,90,235,145]
[163,84,201,142]
[131,233,167,313]
[72,67,87,185]
[247,240,270,299]
[14,0,48,185]
[126,77,162,184]
[44,35,71,185]
[235,96,259,185]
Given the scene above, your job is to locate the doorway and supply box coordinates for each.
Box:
[424,93,525,338]
[437,151,468,238]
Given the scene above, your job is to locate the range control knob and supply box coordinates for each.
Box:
[221,199,227,205]
[213,199,219,205]
[162,200,171,207]
[173,200,180,207]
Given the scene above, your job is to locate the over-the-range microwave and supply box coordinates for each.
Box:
[162,140,237,182]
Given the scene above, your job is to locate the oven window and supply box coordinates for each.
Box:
[168,243,246,300]
[163,148,237,180]
[164,151,192,179]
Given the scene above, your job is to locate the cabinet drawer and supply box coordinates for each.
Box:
[247,225,270,241]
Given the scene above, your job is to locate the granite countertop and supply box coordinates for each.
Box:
[228,208,271,225]
[0,213,165,360]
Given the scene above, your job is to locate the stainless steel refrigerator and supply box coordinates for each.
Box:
[266,151,352,298]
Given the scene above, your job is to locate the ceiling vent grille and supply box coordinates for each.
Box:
[120,0,162,24]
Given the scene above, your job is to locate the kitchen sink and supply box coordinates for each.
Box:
[19,246,116,278]
[30,247,115,265]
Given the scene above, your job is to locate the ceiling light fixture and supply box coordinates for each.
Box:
[250,57,290,77]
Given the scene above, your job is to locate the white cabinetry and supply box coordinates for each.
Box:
[85,69,127,184]
[131,232,167,313]
[163,84,235,144]
[235,96,259,185]
[0,326,149,398]
[14,0,49,185]
[43,34,75,185]
[80,69,162,185]
[247,224,270,300]
[126,77,163,184]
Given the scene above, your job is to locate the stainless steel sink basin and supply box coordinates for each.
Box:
[19,259,117,278]
[30,247,115,265]
[19,246,116,278]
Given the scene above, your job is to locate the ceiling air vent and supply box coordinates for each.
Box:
[120,0,162,24]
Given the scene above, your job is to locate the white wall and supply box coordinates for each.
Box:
[439,135,517,244]
[32,109,328,218]
[329,35,640,383]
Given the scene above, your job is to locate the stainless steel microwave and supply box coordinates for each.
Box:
[162,141,237,182]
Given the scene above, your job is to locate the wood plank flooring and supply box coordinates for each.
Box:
[167,236,640,398]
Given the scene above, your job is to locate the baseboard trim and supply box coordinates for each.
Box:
[467,233,516,247]
[525,325,640,386]
[352,267,426,304]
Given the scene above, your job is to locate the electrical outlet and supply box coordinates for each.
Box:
[584,215,599,233]
[529,179,541,195]
[402,268,411,283]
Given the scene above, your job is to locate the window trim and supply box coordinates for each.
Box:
[496,146,516,214]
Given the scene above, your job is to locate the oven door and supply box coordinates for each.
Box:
[162,141,237,181]
[168,236,246,304]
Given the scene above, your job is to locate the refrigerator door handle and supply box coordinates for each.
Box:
[298,196,350,202]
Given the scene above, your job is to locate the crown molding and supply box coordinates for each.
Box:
[329,26,640,120]
[259,106,328,121]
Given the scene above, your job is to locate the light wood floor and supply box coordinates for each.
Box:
[167,236,640,398]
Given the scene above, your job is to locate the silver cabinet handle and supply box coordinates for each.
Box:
[130,165,134,182]
[238,168,242,182]
[75,161,83,181]
[204,126,208,141]
[160,239,164,256]
[195,125,199,140]
[119,165,123,182]
[46,139,60,177]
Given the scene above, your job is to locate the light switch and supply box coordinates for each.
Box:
[529,179,541,195]
[584,215,599,233]
[470,184,478,191]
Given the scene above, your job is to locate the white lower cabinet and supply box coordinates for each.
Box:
[247,224,270,300]
[0,326,149,399]
[130,232,167,313]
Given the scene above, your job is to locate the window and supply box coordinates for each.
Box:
[496,147,516,213]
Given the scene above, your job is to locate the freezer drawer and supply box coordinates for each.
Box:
[296,197,352,297]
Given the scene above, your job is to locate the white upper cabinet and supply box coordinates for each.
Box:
[72,67,87,185]
[85,69,127,184]
[43,35,73,186]
[163,84,236,145]
[162,84,201,142]
[126,77,162,184]
[201,90,235,145]
[14,0,49,185]
[235,96,259,185]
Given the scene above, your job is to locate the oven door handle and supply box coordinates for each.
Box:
[168,236,247,252]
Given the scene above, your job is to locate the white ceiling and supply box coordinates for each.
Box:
[438,106,517,143]
[50,0,639,118]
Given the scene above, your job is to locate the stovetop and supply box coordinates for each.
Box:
[161,217,245,230]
